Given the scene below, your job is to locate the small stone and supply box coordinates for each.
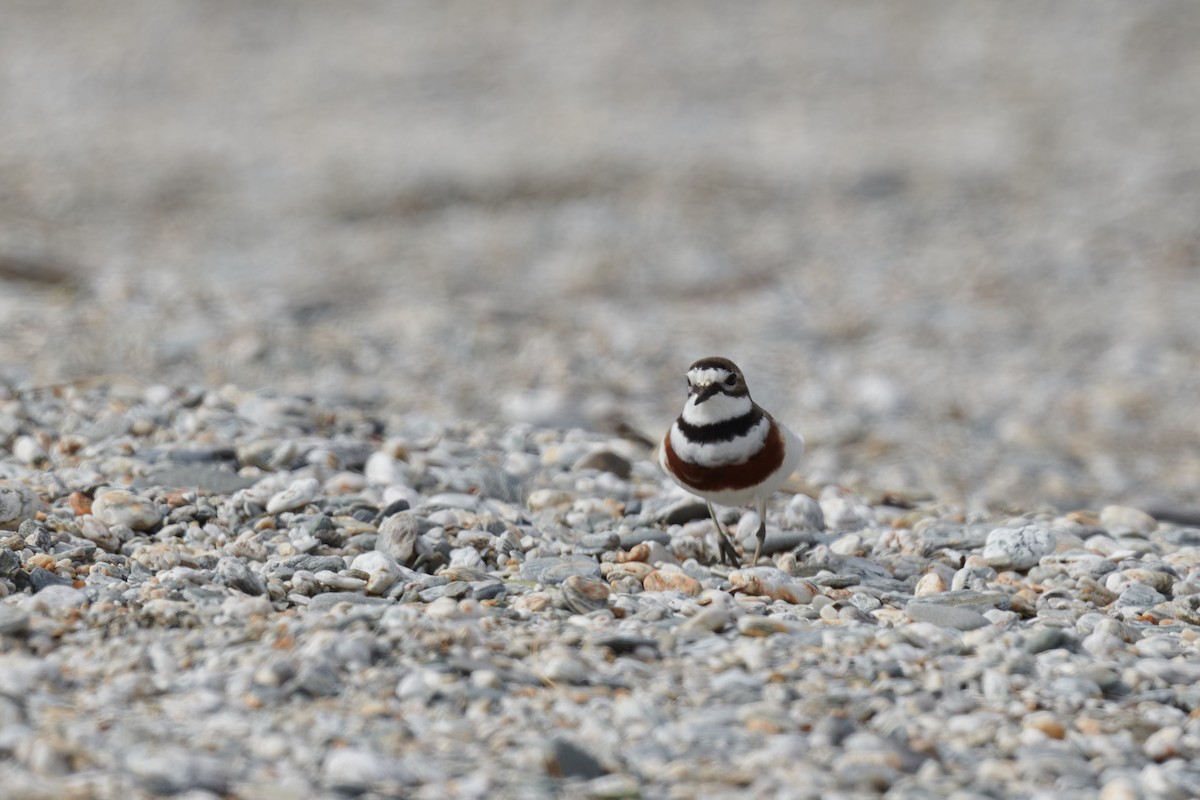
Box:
[0,605,30,635]
[913,571,947,597]
[305,593,392,612]
[982,524,1056,571]
[573,450,632,479]
[67,491,92,516]
[123,744,230,794]
[216,557,267,597]
[581,774,640,799]
[25,584,87,611]
[1099,505,1157,536]
[537,650,589,684]
[0,548,22,580]
[135,464,256,494]
[906,589,1010,611]
[92,489,164,531]
[0,481,37,530]
[657,499,710,526]
[527,489,573,511]
[1115,582,1166,610]
[322,747,412,793]
[520,556,601,584]
[1098,776,1139,800]
[294,660,340,697]
[376,498,412,520]
[819,486,874,531]
[561,575,610,614]
[906,602,989,630]
[351,551,405,595]
[424,492,479,511]
[314,570,367,591]
[1023,627,1072,654]
[829,533,863,556]
[785,493,825,531]
[513,592,552,613]
[266,477,320,514]
[284,555,348,573]
[618,528,671,549]
[1022,713,1066,740]
[643,568,702,596]
[575,532,620,556]
[376,512,421,566]
[951,559,998,592]
[546,737,607,780]
[12,436,48,466]
[728,567,816,604]
[1106,567,1174,596]
[28,566,73,592]
[425,595,461,620]
[1142,726,1185,761]
[737,615,801,637]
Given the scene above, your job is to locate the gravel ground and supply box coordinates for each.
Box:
[2,2,1200,798]
[2,384,1200,800]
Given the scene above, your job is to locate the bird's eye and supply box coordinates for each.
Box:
[724,374,737,387]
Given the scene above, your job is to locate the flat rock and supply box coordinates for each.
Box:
[133,464,256,494]
[906,602,990,630]
[305,592,394,612]
[520,556,602,584]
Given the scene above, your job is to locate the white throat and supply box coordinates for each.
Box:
[681,392,752,426]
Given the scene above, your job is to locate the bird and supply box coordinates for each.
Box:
[659,356,804,567]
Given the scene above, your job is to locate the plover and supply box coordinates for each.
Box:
[659,356,804,566]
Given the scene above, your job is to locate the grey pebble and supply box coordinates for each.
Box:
[0,481,36,530]
[760,531,818,555]
[216,557,267,596]
[520,555,602,584]
[785,493,826,531]
[0,605,30,635]
[133,464,256,494]
[656,499,711,526]
[1115,583,1166,610]
[906,602,990,630]
[574,532,619,555]
[28,566,73,592]
[305,592,394,611]
[321,747,414,793]
[1022,626,1076,654]
[618,528,672,548]
[123,745,232,794]
[573,450,633,479]
[283,554,347,573]
[982,524,1056,571]
[547,737,608,780]
[907,589,1011,611]
[0,548,21,579]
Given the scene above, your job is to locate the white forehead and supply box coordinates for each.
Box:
[687,367,731,386]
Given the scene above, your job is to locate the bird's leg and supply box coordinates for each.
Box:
[752,496,768,565]
[706,501,741,568]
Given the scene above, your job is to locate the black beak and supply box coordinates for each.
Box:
[693,384,720,405]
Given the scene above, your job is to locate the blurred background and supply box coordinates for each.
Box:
[1,1,1198,511]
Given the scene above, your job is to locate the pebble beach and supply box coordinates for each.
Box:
[3,3,1200,799]
[2,385,1200,799]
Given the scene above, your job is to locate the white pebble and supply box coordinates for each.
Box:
[92,489,164,532]
[266,478,320,514]
[982,525,1056,571]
